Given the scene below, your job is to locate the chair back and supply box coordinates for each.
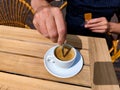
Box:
[0,0,34,28]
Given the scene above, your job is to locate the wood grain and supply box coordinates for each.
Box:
[0,25,89,49]
[0,72,91,90]
[89,38,120,90]
[0,37,90,65]
[0,51,91,87]
[0,25,119,90]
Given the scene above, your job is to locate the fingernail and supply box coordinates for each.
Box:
[85,25,87,28]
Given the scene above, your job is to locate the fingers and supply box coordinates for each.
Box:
[91,29,106,33]
[86,17,104,24]
[38,16,49,38]
[46,11,58,43]
[52,7,66,45]
[33,9,49,38]
[88,25,108,32]
[33,6,66,44]
[85,17,108,27]
[85,17,108,33]
[85,21,107,28]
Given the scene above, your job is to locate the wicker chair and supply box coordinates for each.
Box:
[109,35,120,62]
[0,0,34,28]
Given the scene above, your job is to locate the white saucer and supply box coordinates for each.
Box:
[44,46,84,78]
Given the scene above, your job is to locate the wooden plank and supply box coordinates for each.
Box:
[0,25,89,49]
[0,25,54,44]
[0,38,90,65]
[88,37,120,90]
[0,72,91,90]
[0,51,91,87]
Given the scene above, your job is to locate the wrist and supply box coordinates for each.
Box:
[31,0,50,12]
[108,22,120,34]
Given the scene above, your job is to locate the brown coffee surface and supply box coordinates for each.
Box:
[55,46,75,61]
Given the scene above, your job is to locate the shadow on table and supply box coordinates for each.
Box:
[66,34,82,49]
[94,62,119,85]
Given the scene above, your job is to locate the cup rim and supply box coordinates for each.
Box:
[53,44,77,63]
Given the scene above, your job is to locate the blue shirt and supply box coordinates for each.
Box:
[66,0,120,36]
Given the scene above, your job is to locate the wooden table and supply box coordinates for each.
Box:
[0,25,119,90]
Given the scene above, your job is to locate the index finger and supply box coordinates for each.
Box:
[52,8,66,45]
[87,18,103,24]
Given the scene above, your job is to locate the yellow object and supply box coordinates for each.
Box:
[60,1,67,10]
[109,34,120,63]
[0,0,34,28]
[111,50,120,62]
[84,13,92,21]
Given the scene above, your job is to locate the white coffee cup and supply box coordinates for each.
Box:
[46,44,77,68]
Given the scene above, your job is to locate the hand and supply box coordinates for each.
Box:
[33,6,66,45]
[85,17,109,33]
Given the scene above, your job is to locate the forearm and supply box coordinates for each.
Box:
[109,22,120,34]
[31,0,52,11]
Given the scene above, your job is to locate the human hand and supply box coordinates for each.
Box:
[33,6,66,45]
[85,17,109,33]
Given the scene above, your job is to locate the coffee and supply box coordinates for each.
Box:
[55,46,75,61]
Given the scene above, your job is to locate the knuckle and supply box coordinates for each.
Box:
[101,17,107,21]
[32,19,38,29]
[40,7,50,15]
[42,7,49,13]
[34,13,40,19]
[33,19,36,24]
[33,18,37,25]
[34,8,50,18]
[59,28,66,34]
[52,7,61,14]
[51,32,58,39]
[41,8,51,17]
[104,21,108,25]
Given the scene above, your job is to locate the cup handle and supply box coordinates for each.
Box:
[46,56,55,63]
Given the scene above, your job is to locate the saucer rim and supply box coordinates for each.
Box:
[44,46,84,78]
